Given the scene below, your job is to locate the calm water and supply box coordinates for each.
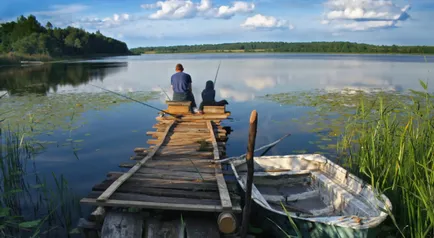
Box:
[1,53,433,233]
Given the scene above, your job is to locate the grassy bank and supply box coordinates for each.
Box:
[0,53,52,65]
[262,82,434,237]
[0,52,133,65]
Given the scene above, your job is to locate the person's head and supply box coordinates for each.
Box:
[175,63,184,72]
[205,80,214,90]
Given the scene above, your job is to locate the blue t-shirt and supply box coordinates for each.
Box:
[171,72,192,93]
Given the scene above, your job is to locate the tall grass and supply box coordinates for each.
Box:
[0,126,82,237]
[337,81,434,238]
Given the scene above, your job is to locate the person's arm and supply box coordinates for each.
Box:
[211,89,216,102]
[188,75,192,92]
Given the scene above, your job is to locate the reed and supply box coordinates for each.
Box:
[336,81,434,238]
[0,126,82,237]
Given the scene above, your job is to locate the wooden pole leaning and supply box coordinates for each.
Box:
[96,120,176,202]
[240,110,258,238]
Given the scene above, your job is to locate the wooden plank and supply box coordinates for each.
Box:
[96,120,176,202]
[120,163,218,173]
[105,174,221,190]
[203,106,225,114]
[93,180,223,200]
[101,212,143,238]
[80,198,242,213]
[87,192,222,207]
[207,121,233,211]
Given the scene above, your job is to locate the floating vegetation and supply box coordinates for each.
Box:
[0,91,159,138]
[261,82,434,238]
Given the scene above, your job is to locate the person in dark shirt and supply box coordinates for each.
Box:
[170,63,201,114]
[199,80,228,111]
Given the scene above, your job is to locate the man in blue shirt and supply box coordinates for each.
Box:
[171,63,201,114]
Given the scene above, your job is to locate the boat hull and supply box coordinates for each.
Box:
[248,198,380,238]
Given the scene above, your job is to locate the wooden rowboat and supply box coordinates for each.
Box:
[229,154,392,238]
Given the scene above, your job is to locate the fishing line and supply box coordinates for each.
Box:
[88,84,181,118]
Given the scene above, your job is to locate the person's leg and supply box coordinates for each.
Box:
[215,99,229,106]
[172,92,187,101]
[186,91,200,113]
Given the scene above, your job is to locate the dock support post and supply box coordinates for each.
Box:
[240,110,258,238]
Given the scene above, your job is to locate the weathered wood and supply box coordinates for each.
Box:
[77,218,99,238]
[241,110,258,238]
[96,120,176,202]
[207,121,233,212]
[89,206,106,225]
[184,216,221,238]
[101,212,143,238]
[203,106,226,114]
[218,213,237,234]
[81,197,242,213]
[93,180,224,200]
[156,113,230,121]
[144,217,185,238]
[133,148,148,153]
[105,174,219,190]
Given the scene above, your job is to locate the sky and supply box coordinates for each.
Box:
[1,0,433,48]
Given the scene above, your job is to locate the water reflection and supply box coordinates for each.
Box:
[0,62,128,95]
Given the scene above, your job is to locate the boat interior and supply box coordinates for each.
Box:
[231,154,391,228]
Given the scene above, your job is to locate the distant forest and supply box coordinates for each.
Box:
[131,42,434,55]
[0,15,130,58]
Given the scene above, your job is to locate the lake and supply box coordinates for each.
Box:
[1,53,433,236]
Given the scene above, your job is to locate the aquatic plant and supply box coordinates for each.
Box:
[0,126,82,237]
[261,82,434,238]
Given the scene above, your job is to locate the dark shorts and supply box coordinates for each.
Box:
[173,91,197,110]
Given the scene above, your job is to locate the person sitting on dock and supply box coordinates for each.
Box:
[199,80,228,112]
[171,63,202,114]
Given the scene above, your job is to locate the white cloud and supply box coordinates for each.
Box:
[32,4,88,16]
[141,0,254,20]
[72,13,132,29]
[241,14,293,30]
[322,0,411,31]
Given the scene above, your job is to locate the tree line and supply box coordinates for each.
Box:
[131,41,434,54]
[0,15,130,58]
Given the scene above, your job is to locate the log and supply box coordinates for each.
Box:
[184,216,220,238]
[101,212,143,238]
[241,110,258,238]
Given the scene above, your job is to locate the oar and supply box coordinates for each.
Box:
[88,84,182,118]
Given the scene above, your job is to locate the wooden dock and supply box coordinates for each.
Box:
[79,102,242,237]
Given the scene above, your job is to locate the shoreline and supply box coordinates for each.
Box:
[0,53,134,66]
[134,51,434,56]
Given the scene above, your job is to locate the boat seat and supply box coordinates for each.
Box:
[166,101,192,114]
[203,106,226,114]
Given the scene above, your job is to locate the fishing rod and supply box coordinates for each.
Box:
[213,61,221,86]
[158,85,171,101]
[88,84,181,118]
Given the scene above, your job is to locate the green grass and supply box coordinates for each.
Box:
[262,81,434,238]
[336,81,434,238]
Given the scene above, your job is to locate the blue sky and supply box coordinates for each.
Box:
[1,0,433,48]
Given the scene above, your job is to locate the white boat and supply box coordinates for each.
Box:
[230,154,392,238]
